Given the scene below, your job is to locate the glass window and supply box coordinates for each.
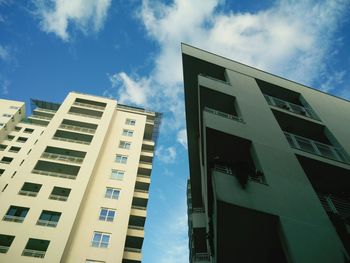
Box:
[24,128,34,134]
[115,154,128,164]
[125,119,136,125]
[99,208,116,222]
[91,232,110,248]
[2,114,11,118]
[111,170,124,180]
[122,129,134,137]
[0,234,15,254]
[17,137,28,143]
[0,144,7,151]
[105,187,120,199]
[3,206,29,223]
[37,210,61,227]
[119,141,131,149]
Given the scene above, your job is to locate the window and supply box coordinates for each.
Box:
[0,169,4,176]
[9,146,21,153]
[37,210,61,227]
[9,106,19,110]
[2,114,11,118]
[22,238,50,258]
[0,123,4,127]
[86,260,105,263]
[122,129,134,137]
[24,128,34,134]
[17,137,28,143]
[49,187,71,201]
[0,234,15,254]
[105,187,120,199]
[3,205,29,223]
[0,144,7,151]
[7,135,14,141]
[119,141,131,149]
[0,157,13,164]
[19,182,42,197]
[115,154,128,164]
[99,208,116,222]
[14,126,21,131]
[91,232,110,248]
[111,169,124,180]
[125,118,136,125]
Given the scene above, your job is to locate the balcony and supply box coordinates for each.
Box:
[73,98,106,110]
[192,252,211,262]
[59,119,97,134]
[68,106,103,119]
[49,187,71,201]
[127,226,144,238]
[204,107,243,123]
[284,132,349,163]
[138,161,152,170]
[53,130,93,145]
[22,238,49,258]
[41,146,86,164]
[32,160,80,180]
[264,94,319,121]
[123,247,142,262]
[318,193,350,219]
[140,150,153,163]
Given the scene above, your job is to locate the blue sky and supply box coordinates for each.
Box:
[1,0,350,262]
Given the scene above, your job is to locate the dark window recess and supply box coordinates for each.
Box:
[37,210,61,227]
[207,128,266,188]
[19,182,42,197]
[2,184,8,192]
[0,169,5,175]
[24,128,34,134]
[14,126,22,131]
[53,130,93,144]
[3,206,29,223]
[1,157,13,164]
[9,146,21,153]
[0,144,7,151]
[0,234,15,254]
[22,238,50,258]
[60,119,97,133]
[17,137,28,143]
[7,135,14,141]
[32,160,80,180]
[49,187,71,201]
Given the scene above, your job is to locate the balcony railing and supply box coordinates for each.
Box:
[34,107,57,114]
[68,111,101,119]
[284,132,349,163]
[318,194,350,219]
[49,194,68,201]
[134,189,149,194]
[124,247,141,253]
[0,245,9,253]
[204,107,243,123]
[199,73,230,85]
[29,115,52,120]
[73,101,105,111]
[32,169,76,179]
[41,152,84,164]
[193,252,211,261]
[18,190,38,197]
[59,124,96,134]
[128,225,144,230]
[131,205,146,210]
[36,219,58,227]
[264,94,320,120]
[22,249,46,258]
[213,164,266,184]
[52,136,90,145]
[3,215,25,223]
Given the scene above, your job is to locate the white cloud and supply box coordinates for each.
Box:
[1,79,10,95]
[32,0,112,41]
[0,45,9,61]
[156,145,177,163]
[177,128,187,149]
[107,0,348,144]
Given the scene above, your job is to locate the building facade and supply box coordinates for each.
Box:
[182,43,350,263]
[0,92,160,263]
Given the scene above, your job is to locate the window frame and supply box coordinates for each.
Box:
[119,141,131,150]
[91,232,110,248]
[115,154,128,164]
[105,187,120,199]
[99,208,116,222]
[110,169,124,180]
[122,129,134,137]
[125,118,136,125]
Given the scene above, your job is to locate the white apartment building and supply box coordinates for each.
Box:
[0,92,160,263]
